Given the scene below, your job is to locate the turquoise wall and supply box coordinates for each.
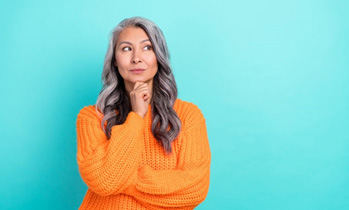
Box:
[1,0,348,209]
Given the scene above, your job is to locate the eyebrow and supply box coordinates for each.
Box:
[118,39,151,46]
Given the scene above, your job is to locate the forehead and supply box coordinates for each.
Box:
[117,27,150,43]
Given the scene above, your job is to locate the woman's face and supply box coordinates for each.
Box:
[114,27,158,93]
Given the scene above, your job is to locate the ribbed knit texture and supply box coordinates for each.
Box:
[76,98,211,210]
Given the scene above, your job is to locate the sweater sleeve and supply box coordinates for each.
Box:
[123,107,211,208]
[76,106,145,196]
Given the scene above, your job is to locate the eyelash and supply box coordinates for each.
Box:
[122,45,152,51]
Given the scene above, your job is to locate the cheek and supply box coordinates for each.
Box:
[148,54,158,67]
[115,54,129,68]
[115,57,128,78]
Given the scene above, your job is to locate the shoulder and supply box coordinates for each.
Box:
[173,98,206,130]
[76,105,103,122]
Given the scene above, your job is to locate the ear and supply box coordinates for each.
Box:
[114,61,117,67]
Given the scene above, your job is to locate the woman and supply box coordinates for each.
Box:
[76,16,211,210]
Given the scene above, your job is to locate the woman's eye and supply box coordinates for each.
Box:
[144,45,153,50]
[122,46,131,51]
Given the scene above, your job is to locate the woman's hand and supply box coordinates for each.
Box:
[130,81,150,118]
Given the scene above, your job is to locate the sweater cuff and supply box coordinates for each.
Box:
[127,111,145,128]
[110,111,145,133]
[128,111,145,121]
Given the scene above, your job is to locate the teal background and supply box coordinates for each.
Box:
[1,0,348,209]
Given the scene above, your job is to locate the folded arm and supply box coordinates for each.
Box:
[124,119,211,208]
[76,107,144,196]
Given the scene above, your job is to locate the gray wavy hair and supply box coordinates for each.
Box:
[95,17,181,154]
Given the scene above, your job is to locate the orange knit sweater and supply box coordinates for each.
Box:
[76,98,211,209]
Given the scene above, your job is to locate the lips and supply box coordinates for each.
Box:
[130,68,145,73]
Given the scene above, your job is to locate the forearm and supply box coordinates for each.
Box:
[77,111,145,196]
[123,120,211,207]
[123,162,210,208]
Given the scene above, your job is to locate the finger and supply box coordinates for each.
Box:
[139,90,150,99]
[133,81,146,90]
[139,90,149,100]
[133,86,148,95]
[134,84,148,92]
[134,86,149,95]
[130,89,149,100]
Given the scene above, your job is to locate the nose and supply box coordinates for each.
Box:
[132,49,142,64]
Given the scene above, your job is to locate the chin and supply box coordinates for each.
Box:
[132,79,145,83]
